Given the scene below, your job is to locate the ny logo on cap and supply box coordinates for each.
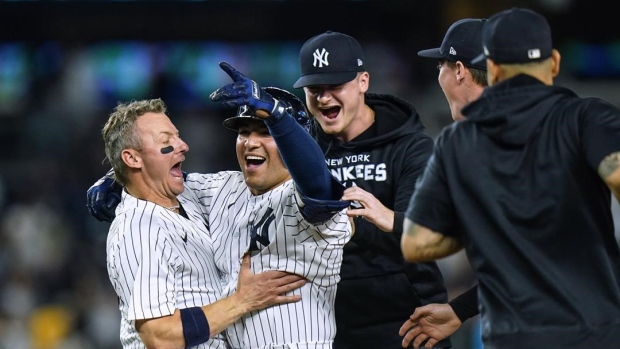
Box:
[313,48,329,67]
[449,47,457,56]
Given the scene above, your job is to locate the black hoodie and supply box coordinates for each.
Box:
[408,74,620,348]
[314,93,450,349]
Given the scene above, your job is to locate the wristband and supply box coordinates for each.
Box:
[448,286,479,322]
[264,99,287,125]
[180,307,210,347]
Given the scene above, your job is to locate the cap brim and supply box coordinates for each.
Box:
[222,116,263,131]
[293,71,358,88]
[471,53,486,65]
[417,47,444,59]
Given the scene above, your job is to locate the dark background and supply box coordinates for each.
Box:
[0,1,618,348]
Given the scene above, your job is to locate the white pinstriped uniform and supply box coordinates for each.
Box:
[106,186,227,349]
[186,171,351,349]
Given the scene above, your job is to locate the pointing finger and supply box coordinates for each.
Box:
[218,61,246,83]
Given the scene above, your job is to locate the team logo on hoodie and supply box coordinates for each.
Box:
[325,154,387,186]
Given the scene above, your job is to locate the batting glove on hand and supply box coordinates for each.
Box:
[86,169,122,223]
[209,61,285,119]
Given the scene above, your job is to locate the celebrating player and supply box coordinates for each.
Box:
[88,62,353,348]
[293,31,451,349]
[99,98,307,349]
[398,18,489,349]
[402,7,620,348]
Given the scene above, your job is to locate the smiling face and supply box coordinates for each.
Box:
[437,59,487,122]
[303,72,371,142]
[123,112,188,205]
[235,119,291,195]
[437,59,465,121]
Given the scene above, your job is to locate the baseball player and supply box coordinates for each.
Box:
[98,98,307,349]
[293,30,450,349]
[398,18,489,349]
[88,62,353,348]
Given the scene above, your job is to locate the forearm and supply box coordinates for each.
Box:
[136,312,185,349]
[200,293,249,336]
[136,294,251,349]
[401,219,462,262]
[265,112,332,200]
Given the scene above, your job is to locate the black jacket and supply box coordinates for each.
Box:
[314,93,450,349]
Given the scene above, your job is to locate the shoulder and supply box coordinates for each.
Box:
[577,96,620,116]
[113,204,170,233]
[185,170,245,193]
[425,122,476,163]
[185,170,242,184]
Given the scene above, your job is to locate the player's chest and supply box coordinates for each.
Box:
[209,187,293,267]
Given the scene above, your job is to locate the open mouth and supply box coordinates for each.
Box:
[171,162,183,179]
[246,155,266,169]
[320,106,340,120]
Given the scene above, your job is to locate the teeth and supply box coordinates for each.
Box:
[246,156,265,161]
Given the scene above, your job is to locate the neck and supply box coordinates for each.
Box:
[338,104,375,142]
[125,184,179,210]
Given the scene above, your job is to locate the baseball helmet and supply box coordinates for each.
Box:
[222,87,311,132]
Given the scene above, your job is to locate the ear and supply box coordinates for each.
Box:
[455,61,466,82]
[121,149,142,169]
[550,49,561,78]
[358,71,370,93]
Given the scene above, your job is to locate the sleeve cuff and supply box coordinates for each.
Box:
[448,285,479,322]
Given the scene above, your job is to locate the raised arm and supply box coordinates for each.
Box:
[209,61,337,200]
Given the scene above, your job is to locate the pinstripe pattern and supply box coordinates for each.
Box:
[106,186,228,349]
[186,171,351,349]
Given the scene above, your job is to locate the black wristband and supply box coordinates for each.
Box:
[448,285,479,322]
[392,211,405,235]
[180,307,210,347]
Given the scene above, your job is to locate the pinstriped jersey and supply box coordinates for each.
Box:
[186,171,351,349]
[106,187,227,349]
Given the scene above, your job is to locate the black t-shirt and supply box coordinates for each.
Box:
[407,75,620,348]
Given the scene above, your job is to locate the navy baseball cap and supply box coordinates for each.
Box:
[472,7,552,65]
[418,18,487,70]
[293,31,365,88]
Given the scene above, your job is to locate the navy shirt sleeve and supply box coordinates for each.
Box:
[579,97,620,171]
[405,131,459,238]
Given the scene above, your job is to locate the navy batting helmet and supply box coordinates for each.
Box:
[222,87,311,132]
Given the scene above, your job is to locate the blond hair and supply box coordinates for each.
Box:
[102,99,167,185]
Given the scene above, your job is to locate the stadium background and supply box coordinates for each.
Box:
[0,0,618,348]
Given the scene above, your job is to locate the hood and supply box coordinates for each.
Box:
[462,74,577,147]
[314,93,426,151]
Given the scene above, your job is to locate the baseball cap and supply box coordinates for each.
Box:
[222,87,310,132]
[471,7,552,65]
[293,31,365,88]
[418,18,487,70]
